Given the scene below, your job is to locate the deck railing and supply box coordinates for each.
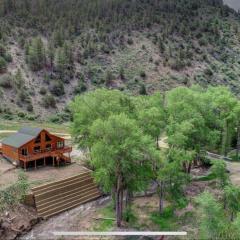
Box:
[19,146,72,162]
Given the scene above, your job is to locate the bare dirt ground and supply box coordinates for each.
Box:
[226,161,240,186]
[0,157,88,189]
[0,204,38,240]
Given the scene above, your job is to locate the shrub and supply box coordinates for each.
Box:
[105,70,113,85]
[0,56,7,73]
[0,74,13,88]
[73,82,87,95]
[26,103,33,112]
[123,206,137,225]
[39,87,47,95]
[139,84,147,95]
[139,70,146,78]
[127,38,133,45]
[49,80,64,96]
[4,53,12,63]
[42,94,56,108]
[0,172,29,211]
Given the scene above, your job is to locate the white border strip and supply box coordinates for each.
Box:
[53,231,187,236]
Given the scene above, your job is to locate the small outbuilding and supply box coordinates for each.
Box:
[1,127,72,170]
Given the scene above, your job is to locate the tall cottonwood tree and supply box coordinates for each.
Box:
[90,114,155,226]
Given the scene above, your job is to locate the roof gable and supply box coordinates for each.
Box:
[2,127,44,148]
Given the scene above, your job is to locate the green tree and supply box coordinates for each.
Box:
[211,159,229,188]
[196,191,226,239]
[71,89,136,147]
[224,184,240,221]
[90,113,155,227]
[27,37,45,71]
[14,69,24,88]
[206,87,238,156]
[155,148,189,214]
[134,93,165,147]
[166,86,219,171]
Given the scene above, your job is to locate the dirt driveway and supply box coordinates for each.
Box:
[0,157,88,189]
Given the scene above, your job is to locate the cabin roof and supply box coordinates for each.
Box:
[18,127,42,136]
[2,127,44,148]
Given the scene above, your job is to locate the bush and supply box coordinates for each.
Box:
[139,70,146,78]
[0,74,13,88]
[123,207,137,225]
[48,112,71,123]
[49,80,64,96]
[42,94,56,108]
[150,206,178,230]
[0,172,29,211]
[139,84,147,95]
[73,82,87,95]
[39,87,47,95]
[0,56,7,73]
[26,103,33,112]
[127,38,133,45]
[105,70,113,85]
[4,53,12,63]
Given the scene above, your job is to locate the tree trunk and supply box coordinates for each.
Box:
[222,119,228,156]
[187,161,192,174]
[159,181,164,214]
[116,175,123,227]
[111,187,116,210]
[236,125,240,160]
[125,189,132,208]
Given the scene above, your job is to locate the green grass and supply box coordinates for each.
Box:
[195,172,217,181]
[0,119,70,133]
[150,206,179,231]
[92,204,115,231]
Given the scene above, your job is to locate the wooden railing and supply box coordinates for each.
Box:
[19,146,72,162]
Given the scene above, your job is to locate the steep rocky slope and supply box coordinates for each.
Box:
[0,0,240,121]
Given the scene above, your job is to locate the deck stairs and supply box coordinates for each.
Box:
[31,171,102,218]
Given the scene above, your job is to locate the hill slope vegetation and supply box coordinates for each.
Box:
[0,0,240,120]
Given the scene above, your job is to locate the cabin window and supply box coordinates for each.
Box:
[45,134,52,142]
[34,146,41,153]
[57,141,64,149]
[35,135,41,144]
[45,144,51,151]
[21,148,28,156]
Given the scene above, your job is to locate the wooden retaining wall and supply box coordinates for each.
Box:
[31,171,102,218]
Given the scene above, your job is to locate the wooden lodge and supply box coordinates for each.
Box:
[1,127,72,170]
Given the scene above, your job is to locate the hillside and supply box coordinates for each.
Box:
[0,0,240,121]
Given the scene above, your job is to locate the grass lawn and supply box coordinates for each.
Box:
[92,204,115,231]
[0,119,70,133]
[150,206,179,231]
[0,119,71,140]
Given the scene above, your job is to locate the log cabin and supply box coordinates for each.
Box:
[1,127,72,170]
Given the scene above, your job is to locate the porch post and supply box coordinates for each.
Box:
[24,161,27,171]
[44,157,46,166]
[35,160,37,170]
[53,157,55,167]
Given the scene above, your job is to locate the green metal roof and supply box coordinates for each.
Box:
[2,127,43,148]
[18,127,42,136]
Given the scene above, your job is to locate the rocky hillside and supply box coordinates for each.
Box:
[0,0,240,121]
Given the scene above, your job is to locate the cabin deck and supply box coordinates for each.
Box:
[18,146,72,170]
